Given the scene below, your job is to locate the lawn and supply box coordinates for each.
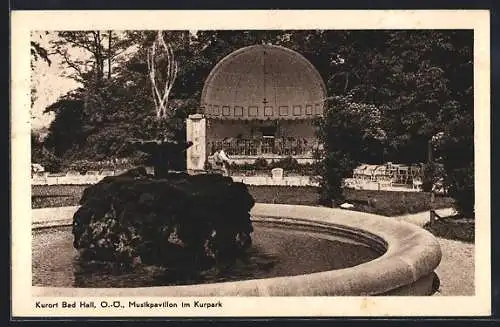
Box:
[32,184,455,217]
[423,217,475,243]
[342,188,455,217]
[32,184,87,209]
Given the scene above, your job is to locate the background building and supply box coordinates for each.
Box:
[200,44,327,164]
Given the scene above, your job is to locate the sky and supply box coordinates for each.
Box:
[31,32,81,130]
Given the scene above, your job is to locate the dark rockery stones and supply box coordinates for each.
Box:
[72,168,255,269]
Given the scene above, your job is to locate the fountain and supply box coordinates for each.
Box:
[33,203,441,296]
[71,136,255,273]
[32,133,441,296]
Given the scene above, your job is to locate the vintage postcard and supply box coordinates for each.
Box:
[11,10,491,317]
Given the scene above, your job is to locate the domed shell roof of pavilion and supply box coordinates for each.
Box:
[200,44,327,120]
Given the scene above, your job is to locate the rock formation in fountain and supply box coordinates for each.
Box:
[72,139,255,270]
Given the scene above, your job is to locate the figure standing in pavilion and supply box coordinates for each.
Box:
[213,148,231,176]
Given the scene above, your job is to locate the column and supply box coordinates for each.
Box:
[186,113,206,174]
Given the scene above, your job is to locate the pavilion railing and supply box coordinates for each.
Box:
[207,138,319,156]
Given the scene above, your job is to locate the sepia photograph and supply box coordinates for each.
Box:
[11,10,490,317]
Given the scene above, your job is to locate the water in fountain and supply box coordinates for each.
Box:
[33,223,381,288]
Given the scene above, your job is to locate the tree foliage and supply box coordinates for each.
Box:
[311,30,473,215]
[37,30,474,215]
[315,96,386,204]
[31,130,63,172]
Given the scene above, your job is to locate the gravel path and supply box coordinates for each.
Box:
[433,238,475,296]
[394,208,475,296]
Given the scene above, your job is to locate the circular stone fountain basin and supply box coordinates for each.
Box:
[33,223,381,288]
[31,203,442,297]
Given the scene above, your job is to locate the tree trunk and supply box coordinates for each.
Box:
[94,31,104,84]
[147,31,179,119]
[108,30,112,79]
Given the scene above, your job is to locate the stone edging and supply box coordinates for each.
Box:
[31,175,320,187]
[32,203,441,296]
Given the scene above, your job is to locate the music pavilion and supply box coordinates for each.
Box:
[199,44,326,165]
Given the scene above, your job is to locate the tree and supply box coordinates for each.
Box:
[315,95,386,204]
[147,31,179,119]
[43,31,195,164]
[43,90,89,159]
[50,31,131,84]
[30,33,52,109]
[310,30,472,213]
[31,41,51,66]
[47,31,136,128]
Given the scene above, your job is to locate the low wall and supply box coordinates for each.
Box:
[32,175,105,185]
[32,203,441,297]
[31,173,320,187]
[231,175,319,186]
[32,172,424,191]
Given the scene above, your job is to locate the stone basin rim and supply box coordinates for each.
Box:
[31,203,442,296]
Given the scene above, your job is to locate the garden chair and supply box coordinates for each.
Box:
[378,175,394,190]
[398,166,410,184]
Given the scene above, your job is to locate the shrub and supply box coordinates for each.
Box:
[422,162,445,192]
[315,97,383,205]
[429,97,475,217]
[43,156,64,173]
[437,112,474,217]
[445,162,474,217]
[31,139,64,173]
[203,160,212,171]
[253,157,268,170]
[272,156,300,171]
[72,168,255,269]
[315,151,358,206]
